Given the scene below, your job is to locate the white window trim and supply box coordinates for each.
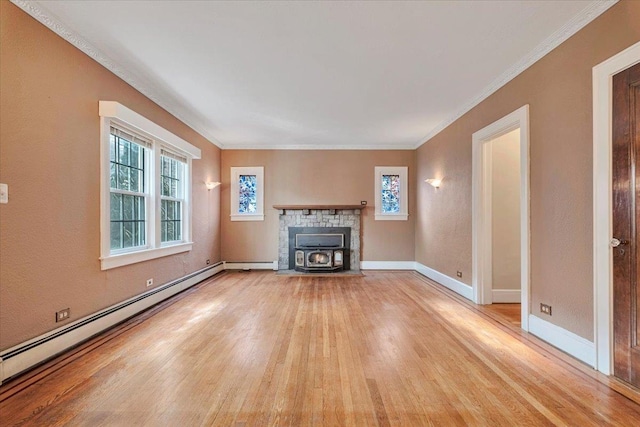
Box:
[230,166,264,221]
[374,166,408,221]
[99,101,201,270]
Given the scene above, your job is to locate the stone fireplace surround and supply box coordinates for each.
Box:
[276,205,363,271]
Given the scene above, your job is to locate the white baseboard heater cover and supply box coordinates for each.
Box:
[0,262,224,384]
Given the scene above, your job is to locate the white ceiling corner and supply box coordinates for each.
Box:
[10,0,225,148]
[415,0,619,147]
[11,0,618,150]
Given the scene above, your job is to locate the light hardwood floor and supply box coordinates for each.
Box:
[483,303,521,328]
[1,271,640,426]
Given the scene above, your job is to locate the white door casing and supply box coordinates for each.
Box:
[472,105,530,331]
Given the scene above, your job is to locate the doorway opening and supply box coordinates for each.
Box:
[472,105,530,331]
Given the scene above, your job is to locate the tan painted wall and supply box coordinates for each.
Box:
[416,0,640,340]
[0,2,221,350]
[221,150,415,263]
[491,130,521,291]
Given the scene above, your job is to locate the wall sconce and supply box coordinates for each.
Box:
[205,181,221,190]
[425,178,442,188]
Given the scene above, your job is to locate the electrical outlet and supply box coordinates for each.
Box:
[540,303,552,316]
[146,278,154,287]
[56,308,70,322]
[456,271,462,278]
[206,259,211,265]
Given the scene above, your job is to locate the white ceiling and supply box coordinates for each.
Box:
[15,0,616,149]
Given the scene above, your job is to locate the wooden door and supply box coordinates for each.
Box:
[613,62,640,388]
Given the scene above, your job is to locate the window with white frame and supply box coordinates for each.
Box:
[374,166,408,220]
[230,166,264,221]
[160,150,186,243]
[109,127,150,252]
[99,101,201,270]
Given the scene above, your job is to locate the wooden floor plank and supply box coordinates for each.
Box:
[2,271,640,426]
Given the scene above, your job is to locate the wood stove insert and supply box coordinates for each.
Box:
[288,227,351,272]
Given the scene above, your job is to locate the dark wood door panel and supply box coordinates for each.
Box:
[613,61,640,388]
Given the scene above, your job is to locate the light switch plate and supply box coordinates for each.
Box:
[0,183,7,204]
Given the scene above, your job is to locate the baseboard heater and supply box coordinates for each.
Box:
[0,262,225,384]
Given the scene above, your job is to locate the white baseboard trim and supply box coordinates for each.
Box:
[414,262,473,301]
[491,289,521,303]
[360,261,416,270]
[224,261,278,271]
[0,263,225,384]
[528,315,595,367]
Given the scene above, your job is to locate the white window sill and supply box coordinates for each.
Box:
[375,213,409,221]
[100,242,193,270]
[231,214,264,221]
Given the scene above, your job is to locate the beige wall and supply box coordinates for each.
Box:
[416,0,640,340]
[0,2,221,350]
[491,130,521,291]
[221,150,415,263]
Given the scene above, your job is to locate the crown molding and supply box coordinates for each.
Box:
[414,0,619,149]
[223,143,417,151]
[11,0,223,149]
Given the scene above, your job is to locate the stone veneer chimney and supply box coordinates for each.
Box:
[278,209,361,271]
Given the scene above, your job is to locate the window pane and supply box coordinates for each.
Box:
[110,194,145,250]
[127,167,134,192]
[115,165,122,190]
[134,219,145,247]
[166,200,174,220]
[110,193,122,220]
[130,168,140,193]
[160,156,182,199]
[123,195,134,220]
[130,143,141,168]
[110,134,116,159]
[119,139,130,166]
[110,221,122,250]
[381,174,400,213]
[160,200,182,242]
[137,197,145,222]
[110,132,145,193]
[166,220,175,242]
[171,179,177,198]
[162,156,170,177]
[110,163,117,189]
[175,201,181,220]
[122,221,133,248]
[239,174,257,213]
[162,176,170,197]
[174,206,182,240]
